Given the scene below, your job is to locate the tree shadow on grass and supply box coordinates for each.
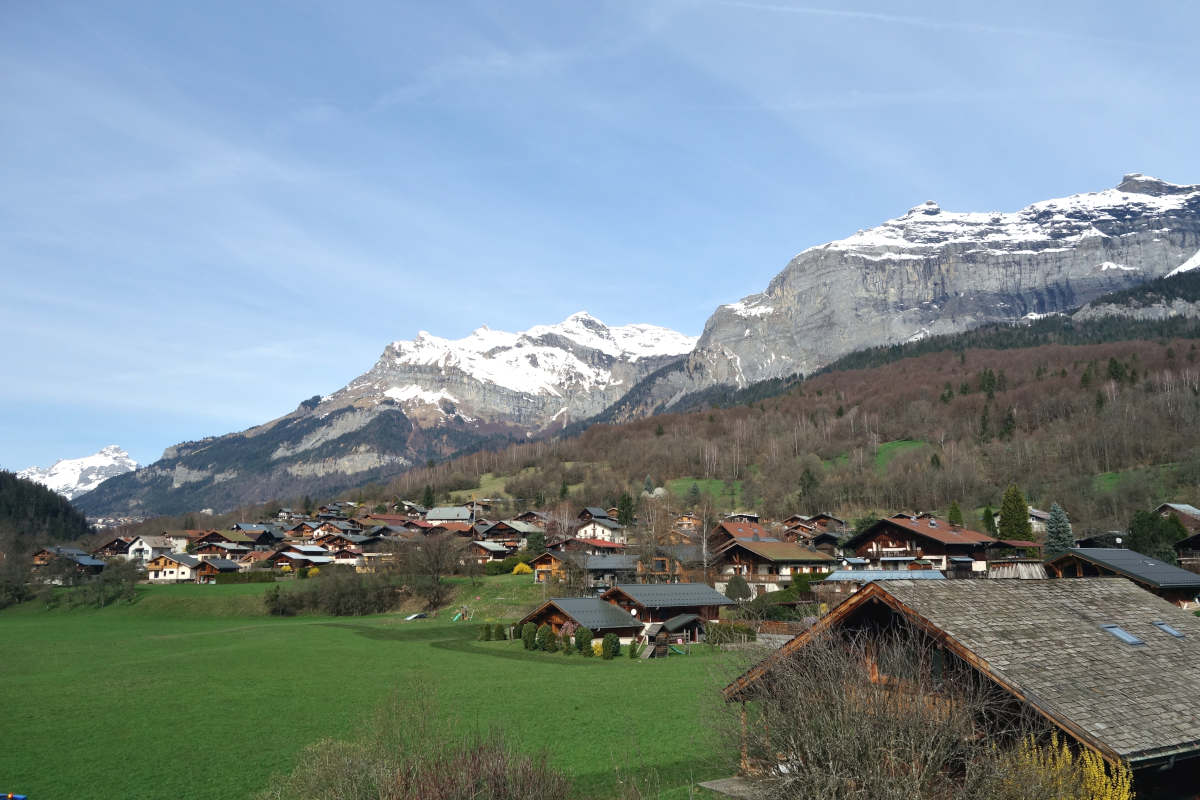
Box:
[318,621,477,642]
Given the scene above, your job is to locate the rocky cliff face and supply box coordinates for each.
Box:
[75,313,695,516]
[605,174,1200,418]
[17,445,138,500]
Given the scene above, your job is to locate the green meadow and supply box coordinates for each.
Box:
[0,578,743,799]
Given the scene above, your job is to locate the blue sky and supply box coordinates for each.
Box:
[2,0,1198,470]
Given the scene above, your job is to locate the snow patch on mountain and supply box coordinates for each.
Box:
[18,445,138,500]
[1166,248,1200,278]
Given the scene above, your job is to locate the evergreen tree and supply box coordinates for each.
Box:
[725,573,752,602]
[559,480,569,500]
[575,627,594,656]
[998,485,1033,542]
[979,403,992,441]
[1127,510,1188,564]
[947,501,964,527]
[643,475,654,494]
[980,505,997,537]
[525,530,545,555]
[1044,503,1074,557]
[617,492,635,526]
[535,623,554,652]
[686,482,701,507]
[521,622,538,650]
[421,485,435,509]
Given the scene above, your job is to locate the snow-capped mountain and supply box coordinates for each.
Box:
[76,314,694,516]
[611,174,1200,413]
[18,445,138,500]
[323,312,696,428]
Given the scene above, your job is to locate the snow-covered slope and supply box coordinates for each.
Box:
[19,445,138,500]
[323,312,696,428]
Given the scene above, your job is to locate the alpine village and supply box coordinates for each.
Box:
[7,6,1200,797]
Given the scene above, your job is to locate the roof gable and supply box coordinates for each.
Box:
[728,578,1200,765]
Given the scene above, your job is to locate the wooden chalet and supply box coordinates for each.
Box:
[91,536,134,558]
[194,541,251,558]
[33,546,105,576]
[1154,502,1200,533]
[513,509,552,529]
[1045,547,1200,609]
[127,535,176,564]
[805,513,846,533]
[723,578,1200,796]
[636,545,705,584]
[578,506,613,523]
[195,557,241,582]
[842,515,994,575]
[468,540,510,563]
[286,521,316,537]
[1176,532,1200,575]
[725,512,760,524]
[785,529,839,555]
[516,597,642,641]
[196,530,255,548]
[600,583,732,625]
[716,540,837,595]
[146,552,202,582]
[674,512,701,533]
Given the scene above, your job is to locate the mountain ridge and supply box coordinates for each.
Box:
[17,445,138,501]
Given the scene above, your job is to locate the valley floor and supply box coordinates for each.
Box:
[0,580,744,799]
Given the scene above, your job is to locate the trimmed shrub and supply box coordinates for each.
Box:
[601,633,619,659]
[560,630,572,655]
[629,640,641,659]
[493,623,507,641]
[521,622,538,650]
[575,627,593,656]
[535,623,555,652]
[479,624,493,641]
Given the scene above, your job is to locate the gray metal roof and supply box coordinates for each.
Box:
[582,506,611,518]
[472,540,509,553]
[582,555,638,572]
[609,583,733,607]
[821,570,946,582]
[163,553,201,568]
[582,517,623,530]
[1158,502,1200,519]
[203,557,241,570]
[875,578,1200,763]
[533,597,641,632]
[1058,548,1200,589]
[426,506,472,521]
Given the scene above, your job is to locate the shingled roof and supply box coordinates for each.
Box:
[726,578,1200,766]
[1048,548,1200,590]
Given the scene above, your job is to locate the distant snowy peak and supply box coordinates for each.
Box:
[803,173,1200,259]
[376,312,696,398]
[321,312,696,431]
[18,445,138,500]
[393,312,695,363]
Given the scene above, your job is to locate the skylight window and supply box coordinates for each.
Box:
[1100,625,1144,646]
[1151,621,1185,638]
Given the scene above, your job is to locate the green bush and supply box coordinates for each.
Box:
[493,623,507,641]
[560,630,572,655]
[705,621,757,644]
[479,624,493,641]
[215,570,275,584]
[601,633,619,660]
[536,623,556,652]
[263,571,403,616]
[629,640,641,659]
[575,627,593,656]
[521,622,538,650]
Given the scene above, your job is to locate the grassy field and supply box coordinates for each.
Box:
[0,579,744,798]
[665,477,743,508]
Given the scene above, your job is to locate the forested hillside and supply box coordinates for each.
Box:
[371,333,1200,534]
[0,471,93,543]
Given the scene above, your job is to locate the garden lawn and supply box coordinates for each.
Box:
[0,582,743,799]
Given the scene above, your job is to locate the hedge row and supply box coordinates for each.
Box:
[214,571,277,584]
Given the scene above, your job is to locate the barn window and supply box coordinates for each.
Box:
[1100,624,1144,646]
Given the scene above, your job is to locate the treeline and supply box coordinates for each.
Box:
[0,471,92,543]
